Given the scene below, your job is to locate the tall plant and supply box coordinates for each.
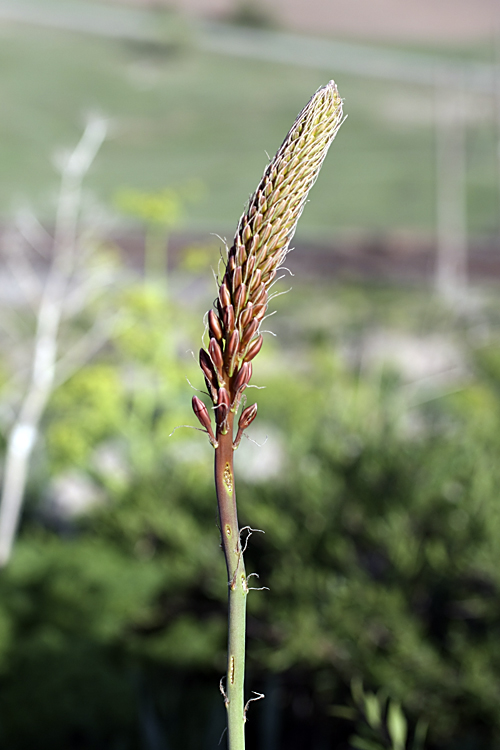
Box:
[192,81,344,749]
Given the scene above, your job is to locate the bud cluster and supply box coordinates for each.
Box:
[193,81,344,447]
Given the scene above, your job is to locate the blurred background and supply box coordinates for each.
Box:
[1,1,500,748]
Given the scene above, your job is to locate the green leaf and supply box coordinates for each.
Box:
[350,734,385,750]
[387,701,407,750]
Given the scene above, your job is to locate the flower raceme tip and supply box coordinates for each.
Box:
[193,80,344,447]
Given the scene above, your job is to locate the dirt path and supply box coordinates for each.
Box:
[121,0,498,44]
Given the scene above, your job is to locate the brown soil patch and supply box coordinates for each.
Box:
[115,0,498,44]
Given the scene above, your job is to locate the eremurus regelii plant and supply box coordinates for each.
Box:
[192,80,344,750]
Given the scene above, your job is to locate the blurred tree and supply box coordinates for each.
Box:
[0,117,119,567]
[114,182,204,282]
[2,274,500,749]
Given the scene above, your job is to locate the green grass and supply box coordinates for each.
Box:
[0,21,498,237]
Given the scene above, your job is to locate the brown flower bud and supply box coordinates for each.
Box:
[234,283,247,316]
[199,348,215,381]
[241,318,259,346]
[251,283,267,311]
[208,310,223,341]
[232,266,243,292]
[227,329,240,360]
[233,361,252,393]
[247,234,259,257]
[209,337,224,373]
[238,403,258,431]
[216,386,231,425]
[236,243,247,266]
[239,302,254,330]
[227,329,240,377]
[244,335,263,362]
[244,255,256,282]
[192,396,215,442]
[259,253,275,277]
[242,223,252,243]
[223,304,235,335]
[219,282,231,310]
[233,402,258,449]
[249,269,262,294]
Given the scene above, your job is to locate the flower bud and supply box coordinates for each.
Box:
[259,222,272,245]
[234,283,247,316]
[192,396,215,441]
[233,362,252,393]
[249,269,262,294]
[227,329,240,360]
[216,386,231,425]
[239,302,254,330]
[219,282,231,310]
[244,335,263,362]
[232,266,243,292]
[252,284,267,311]
[209,337,224,373]
[241,318,259,346]
[199,348,215,381]
[244,255,256,281]
[223,304,235,335]
[238,403,258,431]
[236,242,247,266]
[208,310,223,341]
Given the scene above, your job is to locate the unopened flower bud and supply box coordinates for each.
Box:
[234,283,247,316]
[251,284,267,311]
[219,282,231,309]
[244,334,263,362]
[216,386,231,425]
[241,318,259,346]
[249,269,262,293]
[244,256,256,281]
[199,348,215,380]
[192,396,215,442]
[239,302,254,330]
[223,304,235,335]
[232,266,243,292]
[208,310,223,341]
[238,403,258,431]
[227,329,240,360]
[233,361,252,392]
[209,337,224,373]
[236,242,247,265]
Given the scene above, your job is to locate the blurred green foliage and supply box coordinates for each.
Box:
[2,273,500,749]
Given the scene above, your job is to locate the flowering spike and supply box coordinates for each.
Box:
[197,80,343,440]
[193,82,344,749]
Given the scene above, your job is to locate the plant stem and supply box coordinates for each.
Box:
[214,416,247,750]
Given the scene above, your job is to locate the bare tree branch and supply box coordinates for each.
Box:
[0,117,108,566]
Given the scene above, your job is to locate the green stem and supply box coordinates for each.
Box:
[214,418,247,750]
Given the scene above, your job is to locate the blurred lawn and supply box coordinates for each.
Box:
[0,19,498,237]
